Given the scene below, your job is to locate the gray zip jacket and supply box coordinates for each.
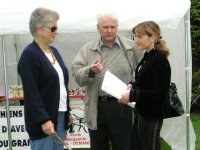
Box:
[71,34,142,130]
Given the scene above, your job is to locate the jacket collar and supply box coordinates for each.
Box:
[89,34,135,52]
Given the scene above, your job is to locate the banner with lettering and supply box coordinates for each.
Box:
[0,106,30,150]
[0,99,90,149]
[66,98,90,148]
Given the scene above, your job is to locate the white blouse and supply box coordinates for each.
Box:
[45,53,67,112]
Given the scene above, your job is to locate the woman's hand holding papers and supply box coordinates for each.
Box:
[118,84,132,104]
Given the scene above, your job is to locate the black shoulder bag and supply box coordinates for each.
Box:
[163,83,185,119]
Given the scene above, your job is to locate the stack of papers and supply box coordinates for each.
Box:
[101,71,136,108]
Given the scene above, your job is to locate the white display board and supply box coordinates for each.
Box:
[0,98,90,150]
[66,98,90,148]
[0,106,30,150]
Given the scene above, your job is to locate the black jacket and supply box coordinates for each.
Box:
[130,49,171,119]
[18,41,71,140]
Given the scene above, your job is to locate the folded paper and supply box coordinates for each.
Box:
[101,71,135,108]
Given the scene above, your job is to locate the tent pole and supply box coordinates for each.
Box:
[15,34,21,85]
[2,34,13,150]
[184,10,191,150]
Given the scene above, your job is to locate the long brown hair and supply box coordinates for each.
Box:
[132,21,169,57]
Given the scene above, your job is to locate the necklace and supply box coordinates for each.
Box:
[34,40,56,64]
[48,48,56,64]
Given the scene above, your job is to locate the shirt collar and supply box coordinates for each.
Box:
[99,37,121,49]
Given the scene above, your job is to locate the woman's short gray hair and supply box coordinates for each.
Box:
[29,7,59,37]
[97,11,118,25]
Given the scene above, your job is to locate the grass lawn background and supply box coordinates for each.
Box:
[71,113,200,150]
[191,113,200,150]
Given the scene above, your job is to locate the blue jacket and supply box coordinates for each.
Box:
[18,41,71,140]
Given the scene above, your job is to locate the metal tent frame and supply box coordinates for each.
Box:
[0,7,194,150]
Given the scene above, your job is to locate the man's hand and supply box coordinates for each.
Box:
[90,60,103,74]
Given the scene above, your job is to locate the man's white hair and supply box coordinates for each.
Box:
[97,11,118,24]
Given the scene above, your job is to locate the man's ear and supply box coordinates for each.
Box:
[97,24,100,32]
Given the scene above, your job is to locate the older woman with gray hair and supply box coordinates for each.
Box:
[18,7,73,150]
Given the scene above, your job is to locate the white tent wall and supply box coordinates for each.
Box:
[0,36,3,86]
[0,0,191,34]
[0,31,131,89]
[0,19,196,150]
[0,0,195,149]
[159,18,195,150]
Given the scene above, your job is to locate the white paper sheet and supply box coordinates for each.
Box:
[101,71,135,108]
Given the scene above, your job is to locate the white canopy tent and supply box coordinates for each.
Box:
[0,0,191,33]
[0,0,195,150]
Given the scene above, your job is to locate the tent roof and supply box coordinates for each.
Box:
[0,0,190,34]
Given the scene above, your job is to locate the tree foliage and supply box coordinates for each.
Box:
[191,0,200,56]
[191,0,200,112]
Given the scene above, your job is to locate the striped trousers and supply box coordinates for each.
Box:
[131,113,163,150]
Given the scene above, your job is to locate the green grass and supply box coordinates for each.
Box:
[71,113,200,150]
[191,113,200,150]
[160,138,171,150]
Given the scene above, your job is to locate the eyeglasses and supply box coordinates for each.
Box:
[46,26,57,32]
[50,133,72,150]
